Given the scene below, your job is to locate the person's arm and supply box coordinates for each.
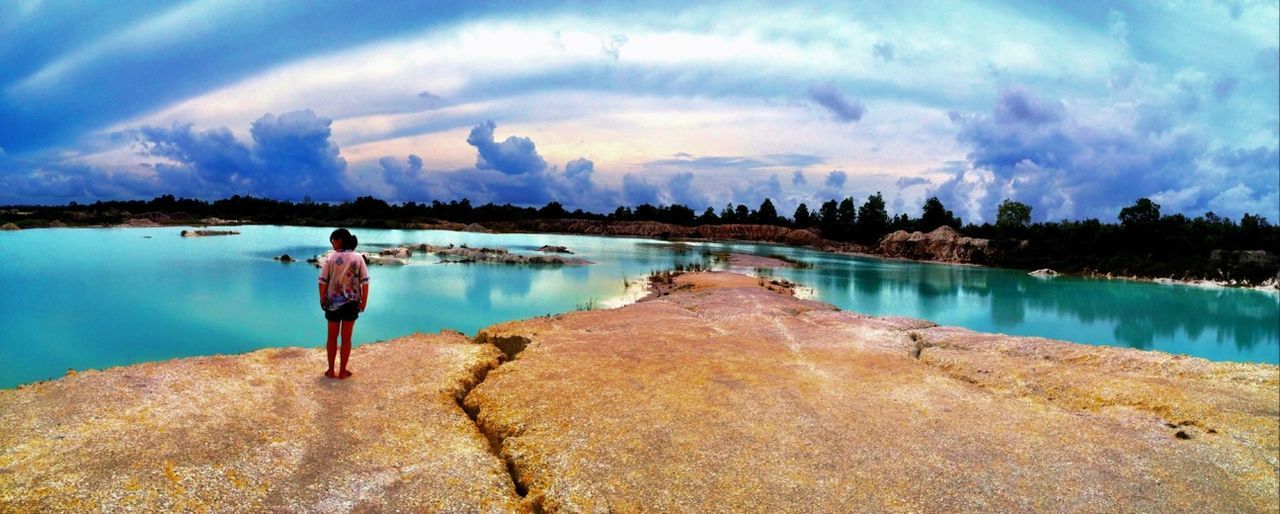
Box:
[318,257,331,308]
[359,258,370,311]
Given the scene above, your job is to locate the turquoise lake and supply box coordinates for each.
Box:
[2,225,1277,388]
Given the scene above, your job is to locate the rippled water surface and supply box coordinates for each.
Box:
[3,225,1276,387]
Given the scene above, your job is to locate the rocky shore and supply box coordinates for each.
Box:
[504,218,836,249]
[304,244,594,268]
[180,229,241,237]
[3,272,1275,512]
[6,216,1273,288]
[876,225,994,264]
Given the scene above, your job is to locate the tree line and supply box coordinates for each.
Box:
[4,193,1276,282]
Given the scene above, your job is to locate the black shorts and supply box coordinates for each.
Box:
[324,301,361,322]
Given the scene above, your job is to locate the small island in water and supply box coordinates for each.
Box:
[3,193,1277,288]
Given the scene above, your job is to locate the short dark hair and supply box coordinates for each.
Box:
[329,228,358,251]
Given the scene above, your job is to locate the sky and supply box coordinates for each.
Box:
[1,0,1277,222]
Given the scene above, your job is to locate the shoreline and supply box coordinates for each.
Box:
[6,221,1277,292]
[9,265,1273,392]
[3,270,1275,511]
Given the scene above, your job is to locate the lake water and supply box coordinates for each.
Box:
[2,225,1276,388]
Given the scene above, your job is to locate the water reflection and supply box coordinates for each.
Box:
[764,250,1278,358]
[2,226,1276,389]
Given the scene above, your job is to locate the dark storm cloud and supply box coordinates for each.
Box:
[466,120,548,175]
[135,109,348,201]
[931,86,1279,222]
[808,83,865,122]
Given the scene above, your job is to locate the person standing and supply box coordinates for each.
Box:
[318,228,369,379]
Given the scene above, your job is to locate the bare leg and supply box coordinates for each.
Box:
[339,319,355,379]
[325,321,339,378]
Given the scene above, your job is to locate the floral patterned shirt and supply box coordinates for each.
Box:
[318,250,369,310]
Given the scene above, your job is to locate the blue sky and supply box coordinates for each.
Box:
[1,0,1276,222]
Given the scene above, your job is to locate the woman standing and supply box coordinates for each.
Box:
[318,228,369,379]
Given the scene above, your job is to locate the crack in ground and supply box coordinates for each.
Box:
[453,333,539,509]
[909,332,926,359]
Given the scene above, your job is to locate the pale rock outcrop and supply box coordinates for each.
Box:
[416,244,592,265]
[877,225,992,263]
[0,222,18,231]
[465,271,1278,512]
[1029,268,1058,276]
[512,219,827,247]
[0,333,521,512]
[117,218,161,228]
[180,229,240,237]
[402,220,491,233]
[310,250,407,267]
[379,247,412,259]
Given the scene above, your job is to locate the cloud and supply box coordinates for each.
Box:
[808,83,865,122]
[565,157,594,179]
[1212,77,1237,101]
[613,171,714,209]
[621,173,662,205]
[895,176,930,188]
[1106,9,1128,40]
[417,90,446,109]
[808,169,847,200]
[990,86,1063,125]
[823,170,848,189]
[872,40,894,62]
[730,173,783,208]
[1214,0,1243,19]
[644,153,824,170]
[0,153,167,204]
[665,172,711,209]
[792,169,807,186]
[378,154,430,198]
[249,110,348,195]
[466,120,547,175]
[371,124,622,211]
[931,86,1279,222]
[602,34,628,60]
[136,109,348,201]
[549,157,621,212]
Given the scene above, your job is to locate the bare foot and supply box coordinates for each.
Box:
[339,369,353,380]
[325,369,337,379]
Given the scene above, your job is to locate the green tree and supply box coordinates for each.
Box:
[1118,198,1161,227]
[634,203,658,220]
[350,196,391,219]
[757,198,779,225]
[697,207,719,225]
[818,200,838,226]
[793,203,812,228]
[920,196,960,230]
[734,204,750,223]
[837,197,856,225]
[538,201,567,219]
[856,192,890,242]
[817,199,840,239]
[996,199,1032,230]
[719,203,736,223]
